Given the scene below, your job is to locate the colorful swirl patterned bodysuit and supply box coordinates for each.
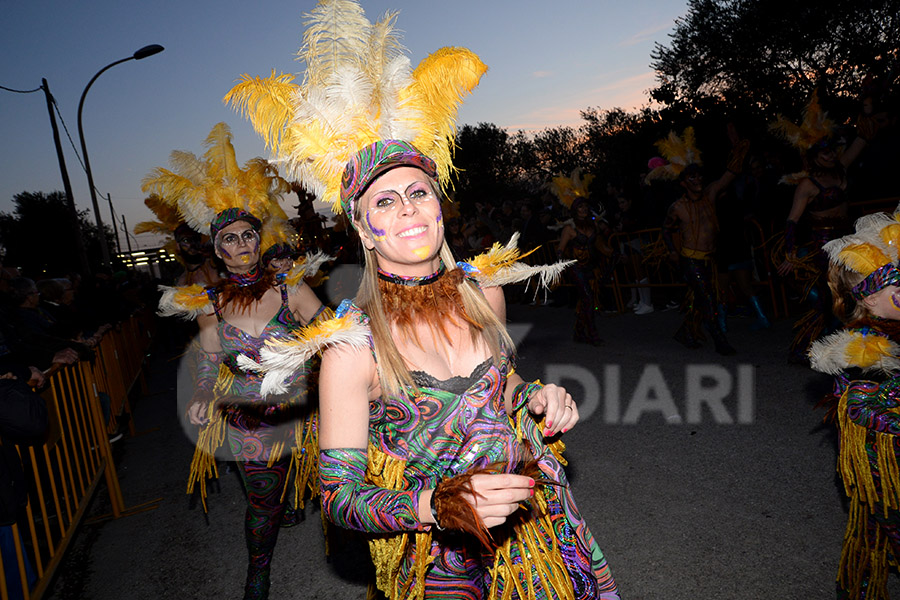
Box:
[209,283,311,600]
[319,300,618,599]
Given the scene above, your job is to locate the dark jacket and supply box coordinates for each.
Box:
[0,379,48,525]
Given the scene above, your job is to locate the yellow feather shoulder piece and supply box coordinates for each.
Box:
[282,251,334,291]
[810,329,900,375]
[238,315,371,396]
[157,284,212,320]
[464,233,574,290]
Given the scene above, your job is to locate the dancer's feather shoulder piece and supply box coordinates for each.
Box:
[238,311,371,396]
[462,233,574,289]
[157,284,212,320]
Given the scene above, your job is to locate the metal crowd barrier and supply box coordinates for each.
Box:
[0,311,160,600]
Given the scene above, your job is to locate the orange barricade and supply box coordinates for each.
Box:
[0,311,160,600]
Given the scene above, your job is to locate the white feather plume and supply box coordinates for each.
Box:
[256,318,371,396]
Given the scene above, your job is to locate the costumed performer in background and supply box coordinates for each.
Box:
[227,1,619,597]
[809,208,900,599]
[650,126,748,355]
[150,123,331,600]
[772,90,872,363]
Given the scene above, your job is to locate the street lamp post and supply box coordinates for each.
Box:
[77,44,164,267]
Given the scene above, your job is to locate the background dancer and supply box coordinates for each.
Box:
[152,123,327,600]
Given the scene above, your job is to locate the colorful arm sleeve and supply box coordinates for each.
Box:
[319,448,420,532]
[784,219,798,254]
[192,348,224,405]
[846,381,900,435]
[511,379,544,414]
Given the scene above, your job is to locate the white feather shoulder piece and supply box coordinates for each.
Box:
[809,328,900,375]
[463,232,574,289]
[157,284,211,320]
[237,315,371,396]
[282,251,334,291]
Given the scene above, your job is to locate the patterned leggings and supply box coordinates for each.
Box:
[227,412,292,600]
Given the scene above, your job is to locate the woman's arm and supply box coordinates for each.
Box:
[776,180,815,276]
[482,286,579,436]
[318,343,423,531]
[187,313,223,426]
[287,282,325,326]
[556,225,575,256]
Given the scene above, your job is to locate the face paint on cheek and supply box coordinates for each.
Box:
[366,212,387,242]
[891,294,900,311]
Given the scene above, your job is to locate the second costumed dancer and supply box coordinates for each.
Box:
[150,123,331,600]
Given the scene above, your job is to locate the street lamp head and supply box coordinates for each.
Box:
[133,44,164,60]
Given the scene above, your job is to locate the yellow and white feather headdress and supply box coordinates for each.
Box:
[645,127,702,181]
[770,91,835,152]
[809,209,900,375]
[224,0,487,215]
[141,122,290,235]
[549,168,594,209]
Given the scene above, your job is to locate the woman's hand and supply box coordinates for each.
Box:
[777,257,795,277]
[187,398,210,426]
[527,383,579,437]
[464,473,534,528]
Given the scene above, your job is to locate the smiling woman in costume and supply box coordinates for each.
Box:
[226,1,619,596]
[150,123,331,600]
[809,209,900,599]
[319,141,619,599]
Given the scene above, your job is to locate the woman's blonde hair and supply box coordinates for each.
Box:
[353,178,514,397]
[827,261,869,324]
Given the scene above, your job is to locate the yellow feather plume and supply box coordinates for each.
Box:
[224,0,487,215]
[838,243,891,277]
[141,122,289,233]
[769,91,834,150]
[224,71,299,156]
[847,334,894,370]
[646,127,701,181]
[549,168,594,208]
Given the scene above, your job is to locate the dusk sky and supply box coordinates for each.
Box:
[1,0,688,250]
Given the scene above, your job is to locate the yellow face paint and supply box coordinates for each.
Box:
[240,255,251,264]
[412,246,432,259]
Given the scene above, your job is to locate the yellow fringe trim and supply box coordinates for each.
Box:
[186,363,233,512]
[361,402,574,599]
[488,501,575,600]
[836,385,900,598]
[837,387,900,514]
[366,446,433,600]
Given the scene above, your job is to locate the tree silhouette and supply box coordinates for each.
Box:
[0,191,114,276]
[651,0,900,119]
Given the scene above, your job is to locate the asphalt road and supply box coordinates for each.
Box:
[43,301,897,599]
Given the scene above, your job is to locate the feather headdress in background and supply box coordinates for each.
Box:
[548,168,594,209]
[770,91,835,152]
[141,122,291,235]
[224,0,487,215]
[645,127,702,181]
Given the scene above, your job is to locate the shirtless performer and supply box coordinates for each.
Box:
[663,137,747,355]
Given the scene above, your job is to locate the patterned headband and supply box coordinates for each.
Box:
[851,262,900,300]
[340,140,437,225]
[210,208,262,242]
